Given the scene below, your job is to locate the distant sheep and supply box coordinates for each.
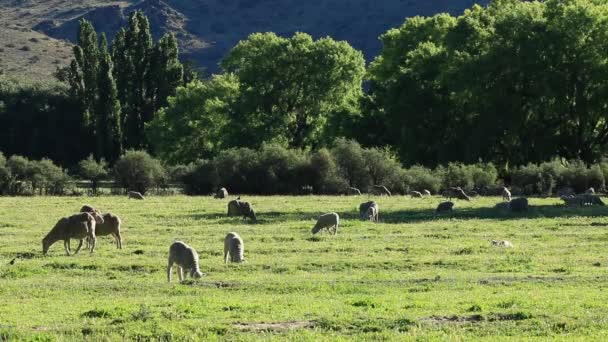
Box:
[436,201,454,213]
[423,189,431,196]
[167,241,203,282]
[42,212,104,255]
[509,197,528,212]
[585,187,596,194]
[311,213,340,235]
[410,191,423,198]
[214,187,228,199]
[502,187,512,202]
[128,191,144,200]
[359,201,377,220]
[494,201,511,211]
[227,199,257,222]
[366,204,379,223]
[80,206,122,249]
[491,240,513,248]
[348,187,362,196]
[371,185,391,197]
[446,187,470,201]
[224,232,245,263]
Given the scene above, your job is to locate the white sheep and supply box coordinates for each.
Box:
[366,205,379,223]
[311,213,340,235]
[128,191,145,200]
[167,241,203,282]
[410,191,423,198]
[423,189,431,196]
[42,212,104,255]
[586,187,596,194]
[224,232,245,263]
[491,240,513,248]
[502,187,512,202]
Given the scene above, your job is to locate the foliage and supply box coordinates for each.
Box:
[78,155,108,195]
[112,150,166,194]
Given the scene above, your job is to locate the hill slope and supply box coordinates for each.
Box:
[0,0,489,78]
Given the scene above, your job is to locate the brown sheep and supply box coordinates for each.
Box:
[79,206,123,249]
[227,199,257,222]
[42,212,104,255]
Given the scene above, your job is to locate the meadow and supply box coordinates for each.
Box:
[1,195,608,340]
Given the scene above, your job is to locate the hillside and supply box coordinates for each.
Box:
[0,0,488,78]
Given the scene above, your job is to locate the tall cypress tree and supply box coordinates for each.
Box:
[111,28,132,135]
[147,33,184,113]
[96,34,122,161]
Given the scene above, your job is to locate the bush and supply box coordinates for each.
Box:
[332,138,370,189]
[113,150,166,194]
[78,155,108,195]
[182,160,216,195]
[402,165,442,194]
[561,160,604,193]
[256,144,308,194]
[213,148,259,193]
[308,149,348,194]
[362,147,406,193]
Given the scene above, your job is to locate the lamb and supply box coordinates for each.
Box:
[436,201,454,213]
[311,212,340,235]
[227,199,257,222]
[224,232,245,263]
[509,197,528,212]
[366,204,379,223]
[371,185,391,197]
[128,191,144,200]
[491,240,513,248]
[359,201,377,219]
[410,191,423,198]
[42,212,104,255]
[167,241,203,282]
[502,187,512,202]
[79,206,122,249]
[423,189,432,196]
[214,187,228,199]
[348,187,362,196]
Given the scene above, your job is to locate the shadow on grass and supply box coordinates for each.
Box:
[181,205,608,225]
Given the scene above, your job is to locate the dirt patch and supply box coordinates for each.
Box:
[421,315,484,324]
[233,320,315,332]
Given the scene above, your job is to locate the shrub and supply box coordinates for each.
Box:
[256,144,308,194]
[403,165,442,194]
[78,155,108,195]
[362,147,406,193]
[332,138,370,189]
[0,166,10,195]
[213,147,259,193]
[561,160,604,193]
[308,149,348,194]
[113,150,166,194]
[182,160,216,195]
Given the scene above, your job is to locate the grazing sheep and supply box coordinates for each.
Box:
[42,212,104,255]
[311,213,340,235]
[494,201,511,211]
[227,199,257,222]
[423,189,431,196]
[359,201,378,219]
[436,201,454,213]
[167,241,203,282]
[561,195,581,207]
[586,187,596,194]
[366,204,379,223]
[410,191,423,198]
[214,187,228,199]
[348,187,362,196]
[509,197,528,212]
[128,191,144,200]
[224,232,245,263]
[372,185,391,197]
[556,186,575,197]
[445,187,470,201]
[491,240,513,248]
[80,206,123,249]
[502,187,512,202]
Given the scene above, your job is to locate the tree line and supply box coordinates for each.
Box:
[2,0,608,170]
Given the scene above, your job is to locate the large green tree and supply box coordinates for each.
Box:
[96,34,122,161]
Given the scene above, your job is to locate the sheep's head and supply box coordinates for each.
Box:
[42,237,51,255]
[91,212,104,224]
[191,270,203,278]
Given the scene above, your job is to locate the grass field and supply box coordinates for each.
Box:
[1,195,608,340]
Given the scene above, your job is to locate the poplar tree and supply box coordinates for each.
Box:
[96,34,122,161]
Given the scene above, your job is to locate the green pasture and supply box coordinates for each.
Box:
[1,195,608,340]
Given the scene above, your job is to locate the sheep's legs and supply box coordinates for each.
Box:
[74,239,84,254]
[167,264,172,283]
[64,240,71,256]
[114,233,123,249]
[89,236,96,253]
[178,267,184,281]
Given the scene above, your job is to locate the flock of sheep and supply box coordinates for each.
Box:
[39,185,604,283]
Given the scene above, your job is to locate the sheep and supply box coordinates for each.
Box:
[167,241,203,282]
[371,185,391,197]
[359,201,377,219]
[502,187,512,202]
[423,189,432,196]
[445,187,470,201]
[491,240,513,248]
[494,201,511,211]
[366,204,379,223]
[128,191,144,200]
[224,232,245,263]
[410,191,423,198]
[214,187,228,199]
[227,199,257,222]
[348,187,362,196]
[42,212,104,255]
[585,187,596,194]
[311,213,340,235]
[436,201,454,213]
[509,197,528,212]
[79,206,123,249]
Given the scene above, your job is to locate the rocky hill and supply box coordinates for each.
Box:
[1,0,489,78]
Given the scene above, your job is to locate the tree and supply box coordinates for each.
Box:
[221,32,366,149]
[147,33,183,113]
[96,34,122,161]
[113,150,165,194]
[146,74,239,164]
[79,154,108,195]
